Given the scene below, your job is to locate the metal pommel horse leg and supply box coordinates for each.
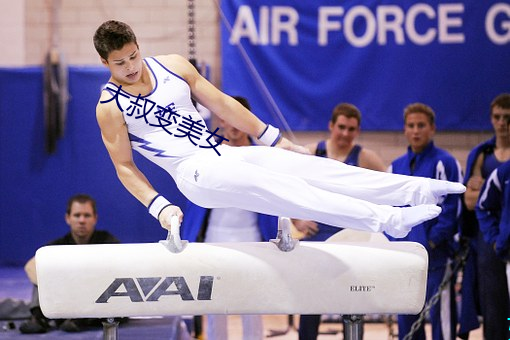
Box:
[102,318,119,340]
[343,314,363,340]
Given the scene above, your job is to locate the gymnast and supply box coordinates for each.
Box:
[93,20,465,239]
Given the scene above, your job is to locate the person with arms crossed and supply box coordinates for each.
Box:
[181,96,278,340]
[460,93,510,340]
[387,103,462,340]
[477,160,510,269]
[93,20,464,249]
[296,102,386,340]
[476,159,510,340]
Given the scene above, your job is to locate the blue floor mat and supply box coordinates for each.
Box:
[1,317,193,339]
[0,267,196,339]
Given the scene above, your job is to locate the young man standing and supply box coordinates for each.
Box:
[181,97,278,340]
[460,94,510,340]
[388,103,462,340]
[296,103,386,339]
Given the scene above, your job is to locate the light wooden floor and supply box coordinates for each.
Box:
[201,314,484,339]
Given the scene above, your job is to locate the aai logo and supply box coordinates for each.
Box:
[96,276,214,303]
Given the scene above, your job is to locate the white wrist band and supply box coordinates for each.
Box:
[148,195,172,220]
[258,124,282,146]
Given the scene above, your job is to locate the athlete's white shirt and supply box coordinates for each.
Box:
[205,207,261,242]
[102,57,212,176]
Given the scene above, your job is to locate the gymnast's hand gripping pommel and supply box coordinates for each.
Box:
[159,215,187,253]
[260,124,311,155]
[147,194,183,233]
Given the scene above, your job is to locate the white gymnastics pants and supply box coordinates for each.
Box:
[206,314,263,340]
[173,145,436,234]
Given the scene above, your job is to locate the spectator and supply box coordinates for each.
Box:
[387,103,462,340]
[296,102,385,340]
[460,93,510,340]
[181,96,278,340]
[19,194,120,334]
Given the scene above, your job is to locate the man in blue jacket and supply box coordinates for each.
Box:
[477,160,510,261]
[460,93,510,340]
[474,116,510,340]
[180,96,278,340]
[388,103,462,340]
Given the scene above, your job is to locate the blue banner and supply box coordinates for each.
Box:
[0,67,187,265]
[221,1,510,131]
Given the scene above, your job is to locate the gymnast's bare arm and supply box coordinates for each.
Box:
[96,96,183,229]
[158,54,309,154]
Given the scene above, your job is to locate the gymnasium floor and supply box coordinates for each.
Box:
[0,266,483,339]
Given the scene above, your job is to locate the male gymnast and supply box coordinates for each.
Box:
[93,20,465,239]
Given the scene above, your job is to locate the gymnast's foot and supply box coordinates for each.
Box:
[385,204,442,238]
[429,180,465,201]
[412,180,465,205]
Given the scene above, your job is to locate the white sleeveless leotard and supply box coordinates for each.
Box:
[102,57,216,177]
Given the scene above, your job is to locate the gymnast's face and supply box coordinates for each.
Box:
[404,112,435,154]
[101,42,143,85]
[491,105,510,138]
[329,115,360,148]
[65,201,98,244]
[221,120,251,146]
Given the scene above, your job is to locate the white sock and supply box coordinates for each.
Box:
[386,204,442,238]
[429,180,466,199]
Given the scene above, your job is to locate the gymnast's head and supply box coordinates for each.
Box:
[490,93,510,136]
[219,96,253,147]
[330,103,362,127]
[93,20,138,60]
[94,20,143,84]
[328,103,362,146]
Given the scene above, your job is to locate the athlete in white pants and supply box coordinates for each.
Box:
[93,20,465,240]
[172,145,453,238]
[205,207,264,340]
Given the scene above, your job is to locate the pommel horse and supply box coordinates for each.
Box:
[36,217,428,340]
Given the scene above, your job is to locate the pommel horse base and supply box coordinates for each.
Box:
[35,219,428,340]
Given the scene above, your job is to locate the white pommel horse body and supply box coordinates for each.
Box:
[36,218,428,340]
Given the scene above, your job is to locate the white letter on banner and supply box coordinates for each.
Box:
[406,4,436,45]
[438,4,465,43]
[259,7,269,45]
[344,6,376,47]
[377,5,405,45]
[271,6,299,45]
[318,7,344,46]
[486,3,510,45]
[230,5,259,45]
